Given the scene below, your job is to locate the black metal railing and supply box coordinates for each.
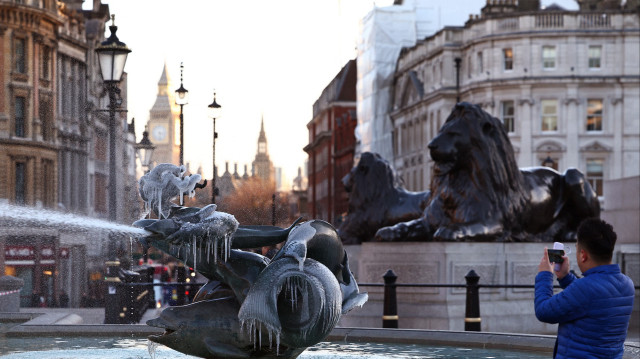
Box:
[360,269,639,331]
[360,269,562,331]
[105,266,639,329]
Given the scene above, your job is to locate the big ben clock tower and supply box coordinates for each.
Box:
[252,116,274,183]
[147,63,180,166]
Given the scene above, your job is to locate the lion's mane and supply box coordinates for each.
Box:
[425,102,530,238]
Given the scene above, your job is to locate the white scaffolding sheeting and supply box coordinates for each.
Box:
[356,0,433,164]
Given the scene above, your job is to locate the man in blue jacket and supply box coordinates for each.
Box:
[535,218,635,359]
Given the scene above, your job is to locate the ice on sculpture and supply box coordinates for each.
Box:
[138,164,202,219]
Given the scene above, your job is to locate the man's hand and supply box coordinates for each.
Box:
[538,247,553,273]
[555,254,570,280]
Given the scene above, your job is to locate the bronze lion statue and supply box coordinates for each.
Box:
[338,152,429,244]
[375,102,600,242]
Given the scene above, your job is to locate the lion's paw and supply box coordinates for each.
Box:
[375,226,401,242]
[433,226,462,241]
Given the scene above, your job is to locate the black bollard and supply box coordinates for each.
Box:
[147,265,155,308]
[464,269,481,331]
[176,265,186,305]
[104,260,121,324]
[382,269,398,328]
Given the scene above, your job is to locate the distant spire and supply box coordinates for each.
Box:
[233,163,240,180]
[158,61,170,87]
[258,114,267,143]
[243,164,249,180]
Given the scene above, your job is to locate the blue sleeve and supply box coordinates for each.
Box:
[558,272,576,289]
[535,271,588,324]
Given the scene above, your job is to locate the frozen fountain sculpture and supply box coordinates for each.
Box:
[133,164,368,359]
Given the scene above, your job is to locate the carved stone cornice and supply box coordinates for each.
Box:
[610,97,623,105]
[580,141,612,153]
[563,98,580,106]
[518,98,534,106]
[536,141,566,152]
[481,100,495,108]
[33,33,44,44]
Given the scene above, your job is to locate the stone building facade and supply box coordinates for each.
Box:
[0,0,61,209]
[0,0,139,308]
[390,1,640,206]
[305,59,357,224]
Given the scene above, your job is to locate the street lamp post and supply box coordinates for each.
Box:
[135,128,155,263]
[95,15,131,222]
[135,126,156,173]
[207,92,222,204]
[175,62,188,165]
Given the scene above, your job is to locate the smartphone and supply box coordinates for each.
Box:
[547,249,565,263]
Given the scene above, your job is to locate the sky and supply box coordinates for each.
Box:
[91,0,578,189]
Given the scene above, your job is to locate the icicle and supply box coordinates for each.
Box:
[259,322,262,349]
[268,328,273,349]
[276,332,280,356]
[226,233,231,261]
[206,238,211,263]
[179,189,184,206]
[157,188,162,219]
[192,236,197,274]
[253,321,257,350]
[224,236,231,262]
[295,278,299,310]
[147,340,158,359]
[214,236,218,263]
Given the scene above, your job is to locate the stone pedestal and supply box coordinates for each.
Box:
[341,242,638,336]
[0,275,24,312]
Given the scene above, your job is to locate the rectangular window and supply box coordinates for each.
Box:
[542,46,556,69]
[477,52,483,74]
[95,174,107,214]
[15,96,25,137]
[501,100,515,133]
[14,38,26,73]
[588,45,601,69]
[541,99,558,132]
[15,162,26,205]
[41,47,50,79]
[503,48,513,71]
[95,132,107,162]
[586,159,604,196]
[586,99,603,132]
[40,99,52,141]
[43,159,55,208]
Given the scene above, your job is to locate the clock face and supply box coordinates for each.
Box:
[152,124,168,144]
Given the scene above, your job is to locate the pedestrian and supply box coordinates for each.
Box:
[534,218,635,358]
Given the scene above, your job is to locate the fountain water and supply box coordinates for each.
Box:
[0,203,148,237]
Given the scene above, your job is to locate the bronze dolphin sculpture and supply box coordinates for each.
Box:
[134,195,367,358]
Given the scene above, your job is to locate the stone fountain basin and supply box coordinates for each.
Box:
[2,324,639,358]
